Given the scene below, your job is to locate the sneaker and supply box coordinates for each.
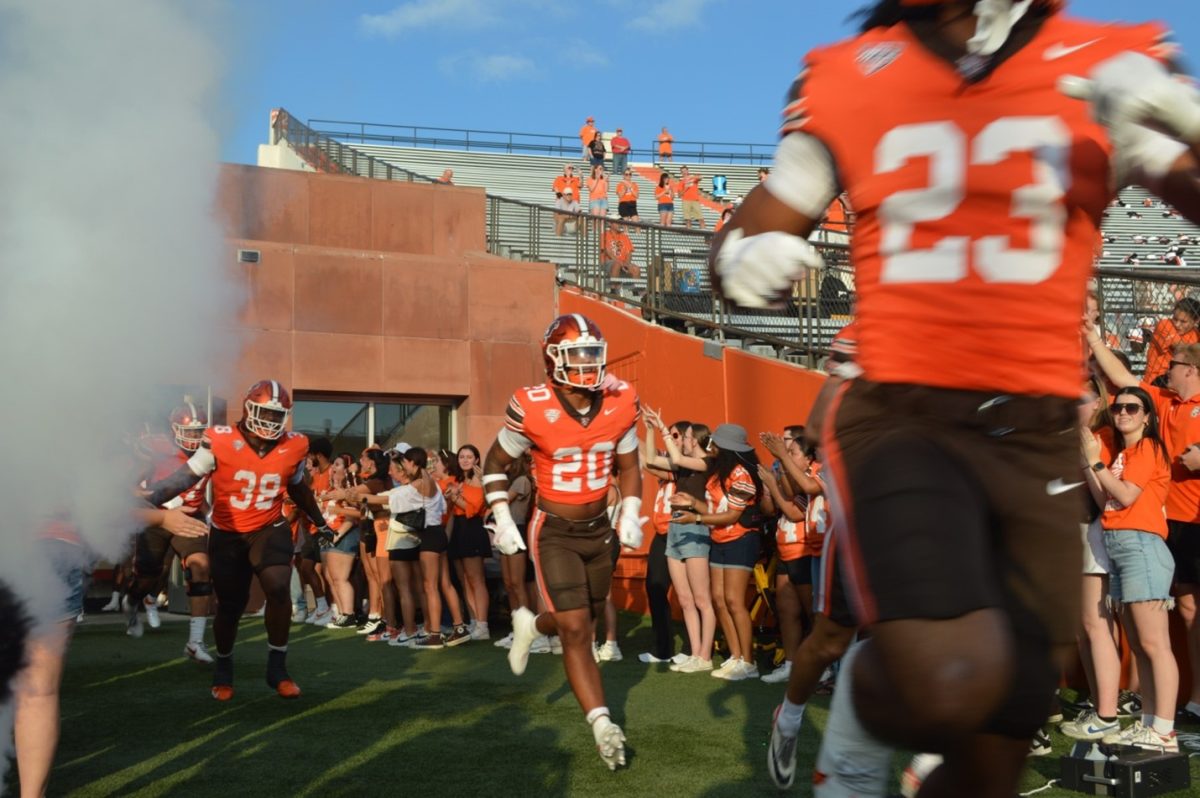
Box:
[125,604,144,638]
[291,606,307,623]
[731,660,759,681]
[768,705,800,790]
[1102,720,1142,745]
[761,661,793,684]
[711,657,741,679]
[530,635,552,654]
[1060,710,1120,741]
[185,641,214,664]
[366,626,394,643]
[143,597,161,630]
[388,631,419,648]
[591,715,626,771]
[470,624,491,641]
[549,636,562,654]
[494,632,514,649]
[415,633,444,650]
[1127,724,1179,753]
[671,656,713,673]
[1117,690,1142,718]
[899,753,944,798]
[306,608,332,626]
[327,614,357,630]
[507,607,538,676]
[638,652,671,664]
[597,641,622,662]
[444,625,472,647]
[357,618,384,636]
[100,593,121,612]
[1028,728,1052,757]
[670,652,690,666]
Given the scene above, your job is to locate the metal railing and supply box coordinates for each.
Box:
[275,109,1200,376]
[307,117,775,165]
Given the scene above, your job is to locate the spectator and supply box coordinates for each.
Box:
[657,126,673,162]
[610,127,631,176]
[435,169,454,185]
[602,223,639,279]
[588,133,607,169]
[579,116,597,160]
[555,186,580,237]
[587,165,609,221]
[714,204,734,233]
[1142,298,1200,384]
[758,167,770,183]
[655,173,675,227]
[1081,387,1178,750]
[553,163,581,202]
[444,444,491,640]
[675,166,705,230]
[616,168,639,222]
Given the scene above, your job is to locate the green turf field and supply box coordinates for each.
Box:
[27,613,1200,797]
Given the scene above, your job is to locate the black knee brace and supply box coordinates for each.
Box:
[186,581,213,597]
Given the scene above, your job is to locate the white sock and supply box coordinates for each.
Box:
[813,640,892,797]
[1187,701,1200,715]
[329,603,338,616]
[316,597,328,613]
[109,591,120,603]
[188,616,206,645]
[1151,715,1175,735]
[777,697,807,736]
[586,706,610,725]
[368,613,381,621]
[477,621,489,633]
[268,643,288,653]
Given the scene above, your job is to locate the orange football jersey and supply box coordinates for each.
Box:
[204,426,309,533]
[505,381,641,505]
[784,15,1169,397]
[151,449,209,513]
[651,475,676,535]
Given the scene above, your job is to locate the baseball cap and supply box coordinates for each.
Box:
[587,116,594,121]
[564,186,574,194]
[391,442,412,455]
[710,423,753,453]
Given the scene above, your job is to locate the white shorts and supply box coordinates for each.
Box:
[1082,519,1111,575]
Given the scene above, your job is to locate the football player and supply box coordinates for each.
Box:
[123,403,218,663]
[146,380,334,701]
[711,1,1200,795]
[481,314,644,771]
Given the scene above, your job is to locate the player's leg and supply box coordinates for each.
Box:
[181,551,214,663]
[208,528,253,699]
[125,528,171,637]
[250,519,302,697]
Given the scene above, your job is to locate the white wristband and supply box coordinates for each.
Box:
[484,491,509,505]
[481,473,508,486]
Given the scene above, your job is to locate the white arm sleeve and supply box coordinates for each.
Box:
[186,447,216,477]
[615,424,639,455]
[764,132,841,220]
[497,427,532,458]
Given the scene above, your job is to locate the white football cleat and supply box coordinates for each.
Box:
[597,641,622,662]
[592,715,627,771]
[185,641,215,664]
[768,704,800,790]
[143,597,162,629]
[507,608,538,676]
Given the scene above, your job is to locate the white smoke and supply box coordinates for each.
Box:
[0,0,237,786]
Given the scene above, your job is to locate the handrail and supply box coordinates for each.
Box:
[274,109,1200,376]
[307,117,775,165]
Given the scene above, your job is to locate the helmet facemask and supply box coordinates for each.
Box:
[547,339,607,391]
[244,400,289,440]
[172,421,207,452]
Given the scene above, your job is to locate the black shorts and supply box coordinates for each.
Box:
[618,201,638,219]
[209,517,294,575]
[134,525,207,577]
[388,546,419,563]
[418,524,448,555]
[527,508,616,615]
[825,379,1082,646]
[779,555,814,587]
[813,538,855,628]
[1167,520,1200,585]
[448,514,491,560]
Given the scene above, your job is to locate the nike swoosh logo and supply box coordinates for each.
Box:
[1044,39,1101,60]
[604,408,618,416]
[604,536,612,544]
[1046,478,1086,496]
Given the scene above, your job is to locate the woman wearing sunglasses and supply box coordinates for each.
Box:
[1082,386,1178,751]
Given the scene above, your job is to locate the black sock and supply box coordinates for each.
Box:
[213,654,233,686]
[266,647,289,686]
[1098,715,1117,723]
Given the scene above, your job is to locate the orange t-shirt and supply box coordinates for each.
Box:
[1144,318,1199,382]
[707,464,758,544]
[448,480,485,518]
[1143,382,1200,522]
[655,185,674,204]
[616,180,639,203]
[587,175,608,200]
[675,176,701,201]
[1101,439,1169,537]
[658,132,673,155]
[553,174,581,198]
[602,230,632,263]
[580,123,597,146]
[782,15,1169,398]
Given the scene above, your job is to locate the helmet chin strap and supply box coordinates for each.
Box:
[967,0,1033,55]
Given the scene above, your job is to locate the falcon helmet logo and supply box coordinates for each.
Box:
[856,43,904,76]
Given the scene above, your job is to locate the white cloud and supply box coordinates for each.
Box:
[568,39,609,68]
[360,0,496,37]
[439,52,537,82]
[629,0,718,32]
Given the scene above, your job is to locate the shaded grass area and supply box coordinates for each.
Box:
[19,614,1198,796]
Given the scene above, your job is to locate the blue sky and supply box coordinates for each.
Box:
[219,0,1200,164]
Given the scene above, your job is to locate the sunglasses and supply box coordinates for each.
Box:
[1111,402,1145,416]
[1170,359,1194,370]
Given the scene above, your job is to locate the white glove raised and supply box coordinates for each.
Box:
[486,499,526,556]
[1060,52,1200,144]
[616,496,646,550]
[714,228,825,310]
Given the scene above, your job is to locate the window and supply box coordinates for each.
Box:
[291,396,452,455]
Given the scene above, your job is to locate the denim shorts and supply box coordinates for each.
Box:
[709,532,761,571]
[589,199,608,212]
[665,522,710,561]
[45,538,88,621]
[326,527,360,556]
[657,203,674,214]
[1103,529,1175,604]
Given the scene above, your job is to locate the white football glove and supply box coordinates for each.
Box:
[1060,52,1200,144]
[616,497,646,550]
[714,228,825,309]
[485,500,526,556]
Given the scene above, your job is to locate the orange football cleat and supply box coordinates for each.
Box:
[274,679,301,699]
[211,685,234,701]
